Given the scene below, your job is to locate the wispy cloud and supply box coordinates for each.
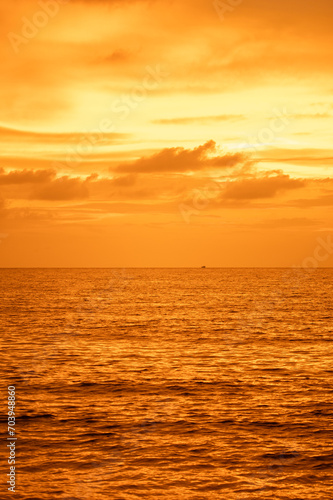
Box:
[153,115,245,125]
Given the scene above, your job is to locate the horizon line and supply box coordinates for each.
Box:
[0,267,332,270]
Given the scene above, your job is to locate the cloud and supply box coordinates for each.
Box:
[115,141,247,173]
[257,148,333,167]
[291,113,332,119]
[0,126,128,145]
[67,0,149,3]
[222,173,305,200]
[32,175,96,201]
[292,193,333,208]
[0,168,55,184]
[0,169,98,201]
[110,174,137,187]
[258,217,320,228]
[98,49,133,64]
[153,115,245,125]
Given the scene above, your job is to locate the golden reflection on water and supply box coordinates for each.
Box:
[0,269,332,499]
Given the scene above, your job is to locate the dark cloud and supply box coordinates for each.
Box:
[99,50,133,64]
[222,174,305,200]
[70,0,147,3]
[115,141,247,173]
[0,169,98,201]
[32,176,93,201]
[0,168,55,184]
[110,174,137,187]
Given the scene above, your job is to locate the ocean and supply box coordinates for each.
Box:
[0,268,332,499]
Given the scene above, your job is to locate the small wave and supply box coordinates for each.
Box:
[262,452,300,460]
[19,413,54,420]
[249,421,285,428]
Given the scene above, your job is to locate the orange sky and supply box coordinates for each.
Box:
[0,0,332,267]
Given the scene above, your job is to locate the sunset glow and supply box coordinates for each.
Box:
[1,0,333,266]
